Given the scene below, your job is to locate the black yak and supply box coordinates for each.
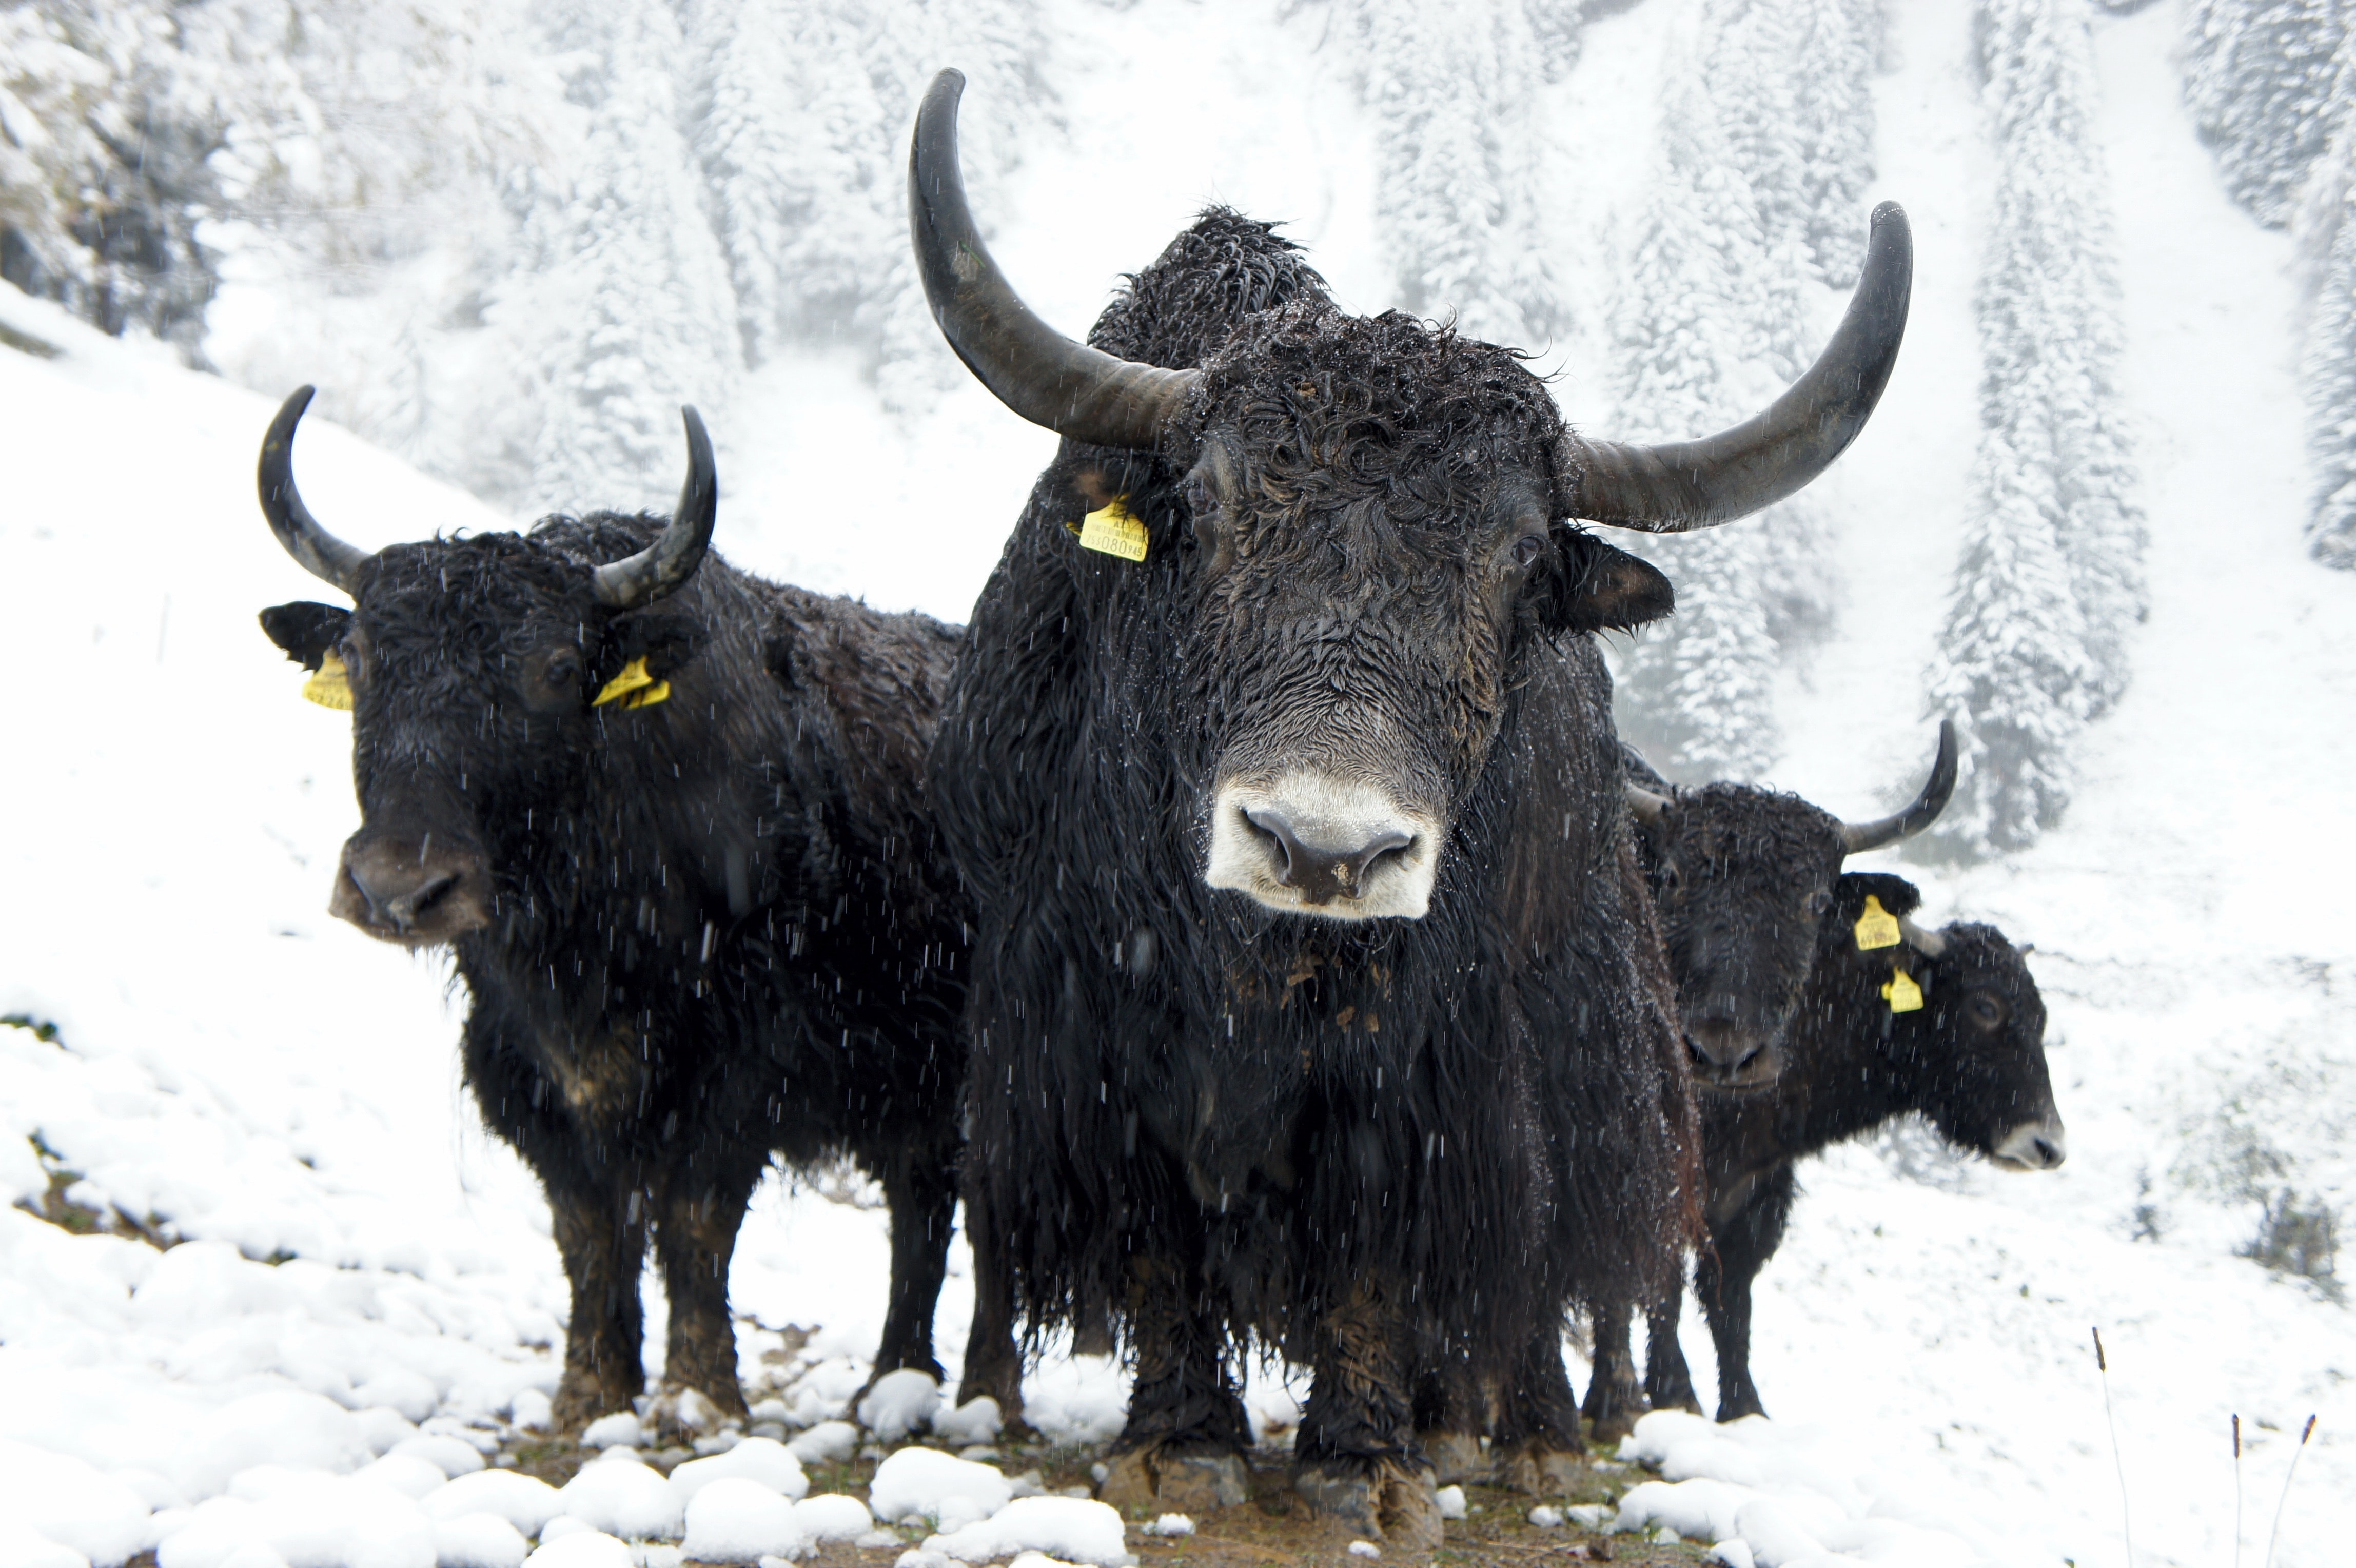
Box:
[908,67,1911,1553]
[251,392,1017,1430]
[1596,869,2066,1428]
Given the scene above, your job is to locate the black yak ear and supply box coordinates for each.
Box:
[763,619,799,691]
[259,602,350,672]
[1546,531,1674,634]
[602,611,706,683]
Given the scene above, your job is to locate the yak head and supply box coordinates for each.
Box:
[908,68,1911,922]
[1829,873,2067,1172]
[253,389,717,947]
[1628,724,1955,1089]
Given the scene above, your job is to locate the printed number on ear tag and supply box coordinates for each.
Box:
[1882,968,1924,1013]
[1854,894,1901,951]
[1076,495,1148,562]
[594,655,671,711]
[303,652,353,711]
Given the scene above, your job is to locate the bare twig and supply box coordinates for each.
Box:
[2233,1414,2243,1568]
[2093,1327,2133,1568]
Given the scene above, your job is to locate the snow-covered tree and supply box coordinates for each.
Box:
[2184,0,2347,228]
[481,0,739,518]
[1926,0,2144,858]
[0,1,221,352]
[1605,75,1785,779]
[2300,85,2356,568]
[1324,0,1566,347]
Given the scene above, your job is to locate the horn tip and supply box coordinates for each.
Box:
[1871,200,1908,230]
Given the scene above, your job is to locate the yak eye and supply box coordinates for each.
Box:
[1511,533,1546,569]
[545,648,582,687]
[1806,889,1833,916]
[1967,993,2004,1027]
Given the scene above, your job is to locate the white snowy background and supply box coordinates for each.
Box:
[2,1,2352,1566]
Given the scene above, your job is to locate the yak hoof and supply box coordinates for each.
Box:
[1098,1447,1251,1514]
[1422,1429,1490,1486]
[1497,1441,1586,1497]
[644,1383,745,1439]
[1295,1461,1444,1558]
[551,1370,637,1434]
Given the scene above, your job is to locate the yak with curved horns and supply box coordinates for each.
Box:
[250,393,1018,1432]
[911,66,1911,1553]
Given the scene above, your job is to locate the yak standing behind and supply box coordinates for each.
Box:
[250,391,1015,1430]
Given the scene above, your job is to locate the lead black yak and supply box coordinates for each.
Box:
[909,68,1910,1552]
[251,396,1016,1430]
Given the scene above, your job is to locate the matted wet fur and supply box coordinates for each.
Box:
[927,210,1698,1531]
[261,517,1016,1429]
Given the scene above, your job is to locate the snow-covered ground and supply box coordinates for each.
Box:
[2,2,2350,1566]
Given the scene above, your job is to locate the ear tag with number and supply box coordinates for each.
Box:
[1882,967,1924,1013]
[1853,894,1901,951]
[594,655,671,711]
[303,652,353,711]
[1076,495,1149,562]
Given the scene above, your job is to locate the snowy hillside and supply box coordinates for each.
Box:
[1,1,2351,1566]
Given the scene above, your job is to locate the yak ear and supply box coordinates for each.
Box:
[762,618,799,692]
[1834,870,1923,921]
[1546,530,1674,634]
[604,611,706,683]
[259,602,350,672]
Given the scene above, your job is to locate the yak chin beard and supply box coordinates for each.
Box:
[1203,771,1441,922]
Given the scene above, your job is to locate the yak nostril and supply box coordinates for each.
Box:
[1244,806,1304,881]
[395,873,459,925]
[2033,1136,2064,1169]
[1244,808,1414,902]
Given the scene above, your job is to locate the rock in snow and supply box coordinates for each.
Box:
[782,1423,856,1468]
[551,1456,682,1541]
[866,1447,1012,1532]
[519,1534,632,1568]
[679,1478,803,1562]
[430,1513,530,1568]
[667,1439,806,1504]
[923,1497,1129,1568]
[578,1417,642,1454]
[789,1494,872,1542]
[418,1472,564,1537]
[928,1397,1002,1447]
[855,1371,940,1444]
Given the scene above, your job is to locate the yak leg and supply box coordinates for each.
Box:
[547,1171,651,1430]
[1412,1350,1492,1486]
[1700,1163,1798,1423]
[1496,1324,1586,1495]
[651,1161,761,1425]
[1581,1295,1648,1443]
[856,1141,956,1397]
[1100,1249,1253,1514]
[1643,1285,1702,1414]
[1293,1279,1442,1559]
[955,1177,1027,1432]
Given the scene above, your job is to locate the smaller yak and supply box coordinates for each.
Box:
[252,391,1015,1429]
[1588,850,2066,1428]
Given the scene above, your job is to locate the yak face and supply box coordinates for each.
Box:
[1831,874,2066,1172]
[1184,307,1672,922]
[1638,786,1848,1090]
[261,522,704,948]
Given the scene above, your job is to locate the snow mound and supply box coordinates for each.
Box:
[929,1398,1001,1447]
[790,1495,871,1542]
[680,1479,802,1562]
[431,1514,529,1568]
[419,1473,564,1537]
[669,1439,806,1504]
[552,1456,682,1542]
[0,1523,90,1568]
[923,1498,1129,1568]
[579,1417,642,1453]
[520,1534,632,1568]
[867,1448,1012,1532]
[0,1439,152,1565]
[155,1469,437,1568]
[856,1372,939,1443]
[782,1423,855,1468]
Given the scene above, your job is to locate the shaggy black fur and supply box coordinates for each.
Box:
[1602,870,2059,1424]
[927,209,1697,1522]
[260,516,1015,1429]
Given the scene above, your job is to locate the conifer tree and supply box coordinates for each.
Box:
[1927,0,2144,857]
[2184,0,2347,228]
[2300,77,2356,569]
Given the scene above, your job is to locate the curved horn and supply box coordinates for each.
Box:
[592,407,719,610]
[258,386,373,593]
[1896,917,1948,959]
[1624,780,1671,828]
[1841,719,1958,854]
[909,69,1196,449]
[1559,202,1913,532]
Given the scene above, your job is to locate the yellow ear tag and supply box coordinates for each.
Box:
[1882,967,1925,1013]
[303,652,353,711]
[593,656,671,711]
[1853,894,1901,951]
[1076,495,1149,562]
